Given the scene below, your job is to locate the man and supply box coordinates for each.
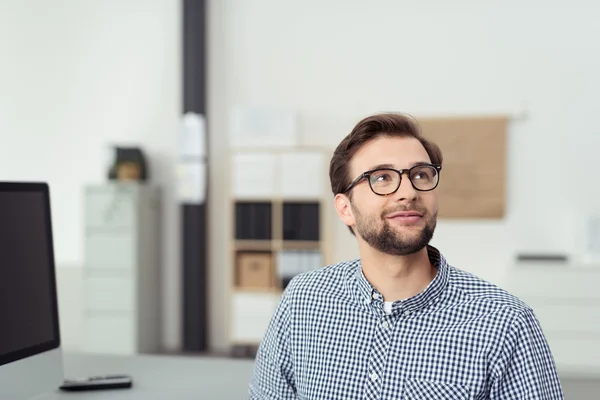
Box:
[249,113,564,399]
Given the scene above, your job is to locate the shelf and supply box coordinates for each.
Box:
[233,197,277,202]
[281,240,322,250]
[233,197,325,203]
[233,240,273,251]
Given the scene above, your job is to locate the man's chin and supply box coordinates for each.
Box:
[391,234,424,248]
[389,223,425,236]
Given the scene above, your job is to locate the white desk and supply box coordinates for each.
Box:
[39,353,255,399]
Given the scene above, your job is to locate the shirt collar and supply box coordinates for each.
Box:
[352,245,450,314]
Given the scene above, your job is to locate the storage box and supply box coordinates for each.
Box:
[236,252,274,289]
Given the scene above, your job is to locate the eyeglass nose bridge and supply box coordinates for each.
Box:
[380,168,412,195]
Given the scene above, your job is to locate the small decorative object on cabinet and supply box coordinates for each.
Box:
[107,146,149,182]
[82,183,161,355]
[228,148,332,357]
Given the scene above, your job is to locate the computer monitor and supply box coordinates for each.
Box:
[0,182,64,399]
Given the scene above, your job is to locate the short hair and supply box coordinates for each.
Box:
[329,112,443,235]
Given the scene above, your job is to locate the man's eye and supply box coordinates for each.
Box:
[413,170,433,180]
[373,173,392,181]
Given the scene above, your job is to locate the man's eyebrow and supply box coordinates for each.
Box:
[367,163,395,171]
[409,161,433,167]
[367,161,431,170]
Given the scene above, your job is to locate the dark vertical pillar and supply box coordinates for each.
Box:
[182,0,208,352]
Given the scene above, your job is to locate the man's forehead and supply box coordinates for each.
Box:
[350,136,431,174]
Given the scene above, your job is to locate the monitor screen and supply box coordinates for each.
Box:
[0,183,60,367]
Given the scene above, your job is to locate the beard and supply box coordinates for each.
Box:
[352,204,437,256]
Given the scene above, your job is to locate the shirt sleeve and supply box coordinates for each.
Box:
[248,287,297,400]
[490,308,565,399]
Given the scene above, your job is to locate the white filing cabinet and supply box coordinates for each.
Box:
[82,183,161,355]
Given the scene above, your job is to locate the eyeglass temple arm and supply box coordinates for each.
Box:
[342,173,368,193]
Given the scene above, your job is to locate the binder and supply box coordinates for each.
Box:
[283,202,320,241]
[235,202,272,240]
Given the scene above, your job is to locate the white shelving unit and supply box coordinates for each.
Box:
[227,147,333,353]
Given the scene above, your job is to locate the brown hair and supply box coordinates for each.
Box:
[329,112,443,234]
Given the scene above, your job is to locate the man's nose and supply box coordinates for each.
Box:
[393,173,418,202]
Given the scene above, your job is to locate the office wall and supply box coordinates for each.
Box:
[207,0,600,351]
[3,0,599,357]
[0,0,183,351]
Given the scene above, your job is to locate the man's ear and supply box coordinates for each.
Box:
[334,193,355,228]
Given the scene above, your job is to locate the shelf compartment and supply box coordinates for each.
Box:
[235,201,272,240]
[282,201,319,241]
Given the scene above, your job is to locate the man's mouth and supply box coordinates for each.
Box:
[386,211,423,218]
[386,210,424,224]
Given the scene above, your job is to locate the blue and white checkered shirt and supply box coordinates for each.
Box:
[249,246,564,399]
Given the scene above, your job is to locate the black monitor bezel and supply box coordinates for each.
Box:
[0,182,61,367]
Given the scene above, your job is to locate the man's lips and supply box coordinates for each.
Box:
[386,211,424,225]
[386,211,424,218]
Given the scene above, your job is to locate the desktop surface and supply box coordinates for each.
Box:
[38,353,255,400]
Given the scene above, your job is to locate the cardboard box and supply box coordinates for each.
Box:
[236,252,273,289]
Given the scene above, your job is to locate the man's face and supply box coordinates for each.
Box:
[335,135,439,256]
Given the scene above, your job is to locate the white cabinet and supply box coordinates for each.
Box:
[506,264,600,375]
[82,183,161,355]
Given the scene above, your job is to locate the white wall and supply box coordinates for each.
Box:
[0,0,182,352]
[3,0,600,358]
[207,0,600,351]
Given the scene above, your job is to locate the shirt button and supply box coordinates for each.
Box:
[372,293,378,300]
[370,373,378,382]
[404,311,411,316]
[381,321,389,329]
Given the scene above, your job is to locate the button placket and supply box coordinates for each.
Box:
[365,295,391,400]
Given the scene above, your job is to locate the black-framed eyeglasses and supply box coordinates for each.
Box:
[342,164,442,196]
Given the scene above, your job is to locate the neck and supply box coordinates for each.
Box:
[358,242,437,302]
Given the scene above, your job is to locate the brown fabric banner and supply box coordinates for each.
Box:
[417,116,508,219]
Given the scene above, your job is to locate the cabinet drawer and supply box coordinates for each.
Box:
[545,337,600,372]
[507,266,600,300]
[84,275,134,312]
[85,185,137,230]
[82,314,135,355]
[84,233,135,270]
[527,302,600,335]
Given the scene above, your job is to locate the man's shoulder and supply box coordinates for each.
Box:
[284,259,360,298]
[447,265,532,316]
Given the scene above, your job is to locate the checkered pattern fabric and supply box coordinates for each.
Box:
[249,246,564,399]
